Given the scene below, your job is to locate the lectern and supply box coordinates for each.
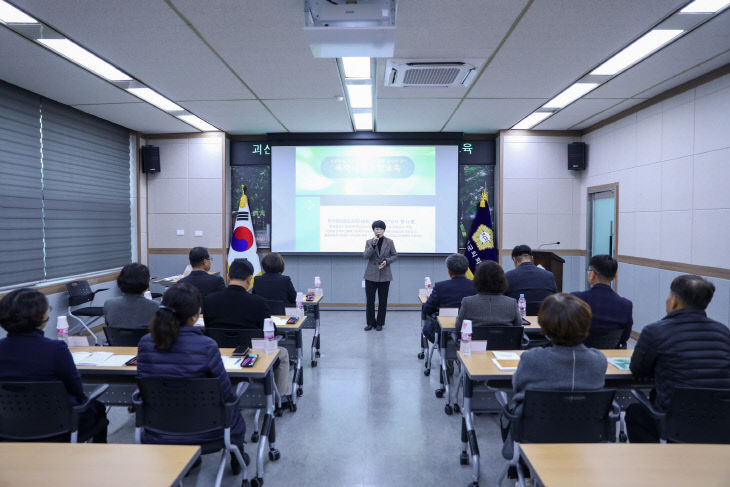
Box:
[532,251,566,292]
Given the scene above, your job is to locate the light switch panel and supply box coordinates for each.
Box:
[176,229,184,236]
[194,230,203,237]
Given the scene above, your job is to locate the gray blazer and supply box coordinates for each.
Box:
[103,293,159,329]
[455,293,522,330]
[363,237,397,282]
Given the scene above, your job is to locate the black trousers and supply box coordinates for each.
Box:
[365,280,390,327]
[625,402,661,443]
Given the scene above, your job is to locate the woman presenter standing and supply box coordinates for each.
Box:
[363,220,398,331]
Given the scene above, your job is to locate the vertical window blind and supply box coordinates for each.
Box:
[0,80,131,288]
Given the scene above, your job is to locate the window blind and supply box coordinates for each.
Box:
[0,82,43,287]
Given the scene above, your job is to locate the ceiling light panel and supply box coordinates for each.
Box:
[591,29,684,76]
[178,114,218,132]
[680,0,730,13]
[38,38,131,81]
[127,88,182,112]
[0,0,36,23]
[512,112,552,130]
[543,83,600,109]
[346,84,372,108]
[353,112,373,130]
[342,57,371,78]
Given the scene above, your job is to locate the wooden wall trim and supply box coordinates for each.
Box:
[142,132,223,140]
[0,270,121,299]
[499,249,586,257]
[582,63,730,135]
[148,248,225,255]
[617,255,730,280]
[501,129,582,137]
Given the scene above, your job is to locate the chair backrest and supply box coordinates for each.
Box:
[663,387,730,444]
[204,327,262,348]
[525,301,542,316]
[515,389,617,443]
[583,328,623,349]
[103,326,148,347]
[134,378,227,436]
[472,326,524,350]
[262,298,285,316]
[66,280,94,306]
[0,381,74,441]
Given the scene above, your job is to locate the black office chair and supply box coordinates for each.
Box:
[67,280,108,345]
[472,325,527,350]
[525,301,542,316]
[584,328,623,349]
[631,387,730,443]
[103,326,149,347]
[133,378,250,487]
[0,381,108,443]
[495,389,619,487]
[204,327,262,348]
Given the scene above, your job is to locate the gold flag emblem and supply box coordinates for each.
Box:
[471,224,494,251]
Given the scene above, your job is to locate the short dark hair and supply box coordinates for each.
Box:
[371,220,386,230]
[473,261,507,293]
[117,262,150,294]
[538,293,592,346]
[670,274,715,310]
[261,252,285,274]
[189,247,210,267]
[511,244,532,259]
[589,254,617,280]
[0,288,49,333]
[150,283,201,350]
[229,258,254,281]
[445,254,469,275]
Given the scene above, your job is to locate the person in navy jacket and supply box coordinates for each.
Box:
[179,246,226,298]
[421,253,476,342]
[504,244,557,303]
[137,283,246,456]
[252,252,297,307]
[572,254,633,347]
[0,288,108,442]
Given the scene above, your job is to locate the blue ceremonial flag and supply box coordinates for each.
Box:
[463,189,497,279]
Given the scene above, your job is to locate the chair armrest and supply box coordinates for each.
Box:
[225,382,251,410]
[631,388,665,420]
[495,390,509,408]
[73,384,109,413]
[521,333,530,348]
[90,288,110,298]
[609,400,621,421]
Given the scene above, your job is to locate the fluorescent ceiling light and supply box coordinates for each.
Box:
[512,112,552,130]
[681,0,730,13]
[591,29,683,76]
[543,82,600,109]
[346,84,372,109]
[127,87,182,112]
[342,57,371,78]
[353,112,373,131]
[38,38,131,81]
[0,0,37,23]
[178,114,218,132]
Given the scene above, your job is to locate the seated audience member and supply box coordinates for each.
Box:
[421,253,476,342]
[104,262,159,329]
[179,246,225,298]
[204,258,291,398]
[136,283,246,461]
[571,254,633,347]
[252,252,297,307]
[500,293,606,457]
[627,275,730,443]
[456,260,522,329]
[504,244,557,303]
[0,288,108,442]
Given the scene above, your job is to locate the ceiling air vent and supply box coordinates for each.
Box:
[385,60,476,88]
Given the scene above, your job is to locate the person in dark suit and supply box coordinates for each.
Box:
[204,258,290,397]
[104,262,159,329]
[179,246,225,298]
[136,282,247,472]
[504,244,557,303]
[421,253,476,343]
[0,288,108,442]
[627,275,730,443]
[252,252,297,309]
[572,254,633,348]
[363,220,398,331]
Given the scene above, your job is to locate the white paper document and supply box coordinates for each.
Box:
[101,355,136,367]
[221,356,242,369]
[271,316,287,327]
[492,351,521,360]
[72,352,115,366]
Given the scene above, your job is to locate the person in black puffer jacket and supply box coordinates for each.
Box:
[627,274,730,442]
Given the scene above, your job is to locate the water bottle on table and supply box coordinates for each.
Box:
[56,316,69,344]
[295,292,305,318]
[518,294,527,319]
[425,276,432,295]
[460,319,472,356]
[314,276,322,296]
[263,318,276,354]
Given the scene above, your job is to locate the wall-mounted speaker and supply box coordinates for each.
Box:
[141,145,160,174]
[568,142,586,170]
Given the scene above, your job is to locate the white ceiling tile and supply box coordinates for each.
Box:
[376,98,461,132]
[13,0,253,101]
[265,99,352,132]
[535,99,626,130]
[182,100,285,135]
[444,99,542,133]
[0,26,136,105]
[72,103,197,134]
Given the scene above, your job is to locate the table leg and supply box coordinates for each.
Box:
[255,372,278,483]
[419,319,427,360]
[461,378,479,486]
[309,303,321,366]
[291,329,304,403]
